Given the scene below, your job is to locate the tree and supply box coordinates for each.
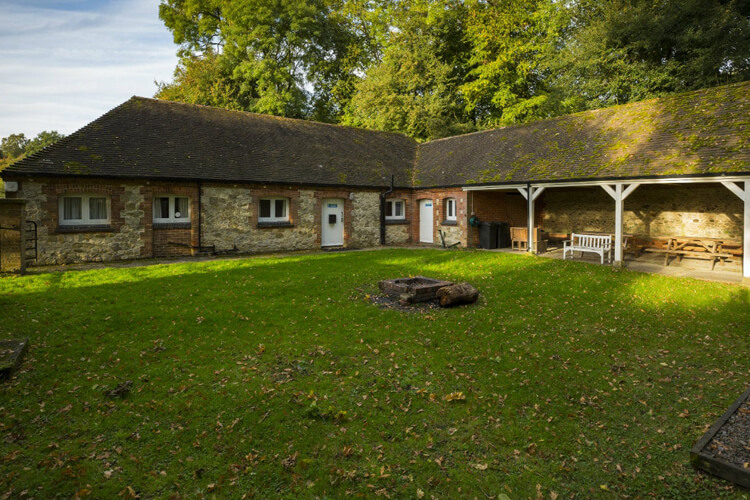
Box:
[1,131,64,161]
[157,0,384,121]
[459,0,569,127]
[342,0,474,140]
[156,50,247,110]
[551,0,750,111]
[0,134,29,159]
[26,131,65,156]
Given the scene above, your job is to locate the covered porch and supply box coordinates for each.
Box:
[464,176,750,285]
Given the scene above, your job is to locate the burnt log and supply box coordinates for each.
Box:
[436,283,478,307]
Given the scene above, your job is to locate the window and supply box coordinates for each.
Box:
[154,196,190,223]
[59,195,109,225]
[258,197,289,222]
[385,199,405,220]
[445,198,457,221]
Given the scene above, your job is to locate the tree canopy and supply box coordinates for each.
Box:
[156,0,750,140]
[1,131,65,164]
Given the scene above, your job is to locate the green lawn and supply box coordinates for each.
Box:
[1,249,748,498]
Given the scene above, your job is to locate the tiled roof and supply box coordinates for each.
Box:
[3,97,417,188]
[415,81,750,187]
[4,81,749,188]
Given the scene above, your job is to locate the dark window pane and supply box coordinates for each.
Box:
[63,197,82,220]
[156,197,170,219]
[385,202,393,217]
[275,199,286,218]
[89,197,107,220]
[175,197,188,218]
[395,201,403,217]
[260,199,271,218]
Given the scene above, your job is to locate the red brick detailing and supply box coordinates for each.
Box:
[249,187,301,227]
[140,182,200,258]
[467,190,543,247]
[41,180,126,233]
[408,188,468,246]
[314,190,353,247]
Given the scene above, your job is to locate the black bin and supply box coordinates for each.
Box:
[496,222,511,248]
[479,222,498,249]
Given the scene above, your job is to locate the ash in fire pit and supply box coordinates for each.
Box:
[378,276,454,304]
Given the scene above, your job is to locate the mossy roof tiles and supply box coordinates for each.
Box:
[415,81,750,186]
[4,97,417,188]
[4,81,749,188]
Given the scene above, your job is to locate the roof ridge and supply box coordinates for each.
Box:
[132,96,418,142]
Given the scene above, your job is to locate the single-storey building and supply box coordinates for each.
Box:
[1,81,749,283]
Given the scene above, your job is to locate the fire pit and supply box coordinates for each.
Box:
[378,276,454,304]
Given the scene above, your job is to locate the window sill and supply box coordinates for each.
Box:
[257,221,294,229]
[385,219,408,225]
[441,220,458,226]
[55,225,113,234]
[153,222,191,230]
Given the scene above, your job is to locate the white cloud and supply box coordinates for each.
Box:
[0,0,179,138]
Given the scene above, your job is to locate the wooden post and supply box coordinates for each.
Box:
[517,186,544,253]
[527,185,534,253]
[721,180,749,285]
[602,183,639,268]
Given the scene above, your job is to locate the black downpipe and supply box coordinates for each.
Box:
[379,175,395,245]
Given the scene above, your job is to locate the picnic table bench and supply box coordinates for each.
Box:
[643,236,741,270]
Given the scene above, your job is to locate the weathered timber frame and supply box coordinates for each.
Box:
[464,175,750,283]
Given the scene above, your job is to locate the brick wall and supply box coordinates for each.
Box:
[408,188,469,246]
[141,183,200,258]
[468,190,538,247]
[0,199,26,273]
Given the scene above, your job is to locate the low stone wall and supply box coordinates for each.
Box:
[385,224,409,245]
[437,224,463,247]
[540,184,743,239]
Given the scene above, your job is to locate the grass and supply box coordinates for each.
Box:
[1,249,749,498]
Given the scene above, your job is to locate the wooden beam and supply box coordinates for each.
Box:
[516,187,528,200]
[721,181,746,200]
[601,184,617,200]
[622,183,640,200]
[531,186,545,201]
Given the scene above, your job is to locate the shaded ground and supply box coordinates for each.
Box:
[0,249,748,498]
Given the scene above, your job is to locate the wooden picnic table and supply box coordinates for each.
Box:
[643,236,742,270]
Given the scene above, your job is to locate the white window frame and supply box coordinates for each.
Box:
[385,199,406,221]
[258,197,290,223]
[58,194,110,226]
[445,198,457,221]
[153,195,190,223]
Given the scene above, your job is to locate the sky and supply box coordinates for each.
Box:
[0,0,179,140]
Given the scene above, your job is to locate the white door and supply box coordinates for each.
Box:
[419,199,434,243]
[321,198,345,247]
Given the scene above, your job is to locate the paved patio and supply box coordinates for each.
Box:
[490,245,743,284]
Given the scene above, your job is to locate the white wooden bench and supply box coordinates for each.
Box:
[563,233,613,264]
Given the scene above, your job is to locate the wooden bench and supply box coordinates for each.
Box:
[563,233,613,264]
